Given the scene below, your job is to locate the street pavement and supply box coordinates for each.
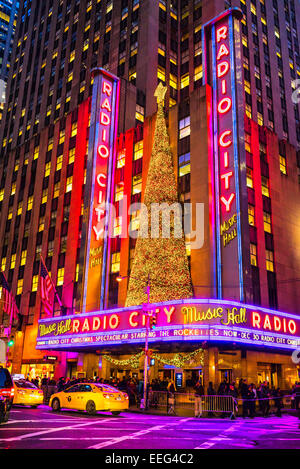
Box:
[0,406,299,449]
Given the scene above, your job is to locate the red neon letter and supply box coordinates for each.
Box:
[274,316,282,331]
[97,173,107,187]
[217,43,230,61]
[218,97,232,114]
[100,112,110,126]
[103,81,112,96]
[221,171,233,189]
[216,25,228,42]
[252,312,261,329]
[101,97,112,112]
[98,144,109,159]
[217,61,229,78]
[219,130,232,148]
[220,193,235,212]
[288,320,296,335]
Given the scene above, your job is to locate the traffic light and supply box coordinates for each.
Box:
[150,313,158,330]
[8,337,14,347]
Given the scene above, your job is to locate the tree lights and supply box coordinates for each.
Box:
[125,84,193,307]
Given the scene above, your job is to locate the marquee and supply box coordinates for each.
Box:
[36,299,300,352]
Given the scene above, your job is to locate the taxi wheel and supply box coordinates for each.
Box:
[111,411,121,416]
[31,405,37,409]
[51,398,61,412]
[86,400,96,415]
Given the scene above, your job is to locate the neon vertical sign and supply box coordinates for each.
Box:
[80,69,120,313]
[203,8,245,302]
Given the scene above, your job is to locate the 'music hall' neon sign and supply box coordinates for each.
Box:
[36,299,300,351]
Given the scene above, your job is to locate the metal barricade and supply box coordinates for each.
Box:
[147,391,236,418]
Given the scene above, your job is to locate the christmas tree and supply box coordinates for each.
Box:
[125,83,193,306]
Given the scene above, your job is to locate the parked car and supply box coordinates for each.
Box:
[50,382,129,415]
[13,379,44,408]
[0,367,14,423]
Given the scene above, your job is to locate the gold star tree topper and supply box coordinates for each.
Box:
[154,82,167,104]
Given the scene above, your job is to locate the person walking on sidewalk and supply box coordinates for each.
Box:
[167,379,177,415]
[194,379,204,418]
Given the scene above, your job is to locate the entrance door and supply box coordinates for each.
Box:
[257,363,281,387]
[219,369,232,383]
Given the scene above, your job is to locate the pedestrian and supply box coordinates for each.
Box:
[273,387,283,417]
[261,381,271,417]
[293,381,300,424]
[167,379,176,415]
[241,379,249,418]
[57,377,65,392]
[248,384,256,418]
[194,379,204,418]
[41,375,48,404]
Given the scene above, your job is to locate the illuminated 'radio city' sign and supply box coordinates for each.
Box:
[36,299,300,351]
[203,8,245,301]
[80,69,120,313]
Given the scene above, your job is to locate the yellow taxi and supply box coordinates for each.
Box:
[49,382,129,415]
[13,379,44,408]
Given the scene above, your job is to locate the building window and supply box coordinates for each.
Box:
[248,204,255,226]
[113,217,122,237]
[41,189,48,204]
[179,152,191,177]
[53,182,60,198]
[56,154,63,171]
[250,243,257,266]
[17,279,23,295]
[132,174,142,194]
[263,211,272,233]
[266,249,274,272]
[130,210,140,232]
[57,268,64,286]
[66,176,73,193]
[33,146,39,160]
[261,175,270,197]
[134,141,143,160]
[279,154,287,175]
[71,122,78,137]
[115,183,124,202]
[180,73,189,89]
[117,150,126,168]
[32,275,38,292]
[10,254,16,269]
[246,167,253,188]
[27,196,33,211]
[68,147,76,164]
[179,116,190,139]
[45,161,51,177]
[111,252,120,273]
[20,250,27,266]
[59,129,65,144]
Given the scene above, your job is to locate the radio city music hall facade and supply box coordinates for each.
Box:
[0,1,300,390]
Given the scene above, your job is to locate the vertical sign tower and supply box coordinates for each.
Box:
[203,8,250,302]
[78,68,120,313]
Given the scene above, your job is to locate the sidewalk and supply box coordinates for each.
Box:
[127,405,299,419]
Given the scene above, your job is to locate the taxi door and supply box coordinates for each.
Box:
[77,384,95,410]
[63,384,81,409]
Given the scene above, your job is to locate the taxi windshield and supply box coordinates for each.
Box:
[14,380,39,389]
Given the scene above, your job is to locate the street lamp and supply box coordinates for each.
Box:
[116,273,151,410]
